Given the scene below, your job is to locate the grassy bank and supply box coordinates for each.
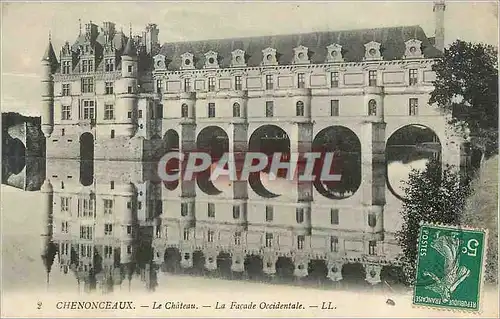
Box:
[462,155,498,284]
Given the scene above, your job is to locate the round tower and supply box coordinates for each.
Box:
[40,179,54,252]
[118,34,138,137]
[41,37,57,138]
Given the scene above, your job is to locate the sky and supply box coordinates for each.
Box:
[1,1,498,116]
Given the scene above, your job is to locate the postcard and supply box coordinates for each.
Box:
[1,1,498,318]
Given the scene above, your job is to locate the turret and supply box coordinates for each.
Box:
[41,35,57,138]
[117,30,138,137]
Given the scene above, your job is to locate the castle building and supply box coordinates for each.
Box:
[39,1,468,287]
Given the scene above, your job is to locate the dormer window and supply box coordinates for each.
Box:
[204,50,219,69]
[81,59,94,73]
[62,61,71,74]
[326,43,344,63]
[153,54,166,70]
[404,39,423,59]
[262,47,278,66]
[293,45,310,64]
[181,52,194,70]
[105,58,114,72]
[364,41,382,61]
[231,49,246,67]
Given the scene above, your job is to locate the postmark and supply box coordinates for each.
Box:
[413,222,488,312]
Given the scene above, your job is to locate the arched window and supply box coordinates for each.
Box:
[296,208,304,223]
[181,103,188,118]
[296,101,304,116]
[233,102,241,117]
[232,205,240,219]
[368,99,377,116]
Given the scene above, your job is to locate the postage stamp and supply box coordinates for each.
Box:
[413,223,488,312]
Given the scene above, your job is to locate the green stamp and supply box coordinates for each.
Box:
[413,223,488,312]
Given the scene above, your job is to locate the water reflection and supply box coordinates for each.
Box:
[386,125,441,199]
[32,158,408,294]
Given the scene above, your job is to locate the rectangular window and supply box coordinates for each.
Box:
[127,86,133,94]
[234,76,242,90]
[105,58,114,72]
[62,61,71,74]
[104,104,114,120]
[127,65,133,73]
[330,100,339,116]
[296,208,304,223]
[330,236,338,252]
[81,77,94,93]
[103,199,113,215]
[369,240,377,255]
[234,232,241,245]
[368,70,377,86]
[265,74,273,90]
[127,225,132,235]
[138,110,143,118]
[207,230,215,243]
[208,203,215,218]
[409,69,418,86]
[184,78,192,92]
[183,228,190,240]
[105,82,114,95]
[208,77,216,92]
[61,221,69,233]
[104,224,113,236]
[61,197,71,213]
[79,226,93,240]
[127,245,132,254]
[331,72,339,88]
[330,209,339,225]
[208,102,216,118]
[297,235,305,250]
[296,101,304,116]
[265,233,273,248]
[80,198,94,217]
[82,100,95,120]
[265,101,274,117]
[104,246,113,258]
[62,83,71,96]
[297,73,305,88]
[156,79,163,93]
[81,59,94,73]
[265,205,273,221]
[409,98,419,116]
[61,105,71,120]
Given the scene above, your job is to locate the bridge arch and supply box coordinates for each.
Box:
[196,126,229,195]
[386,124,441,200]
[248,124,291,198]
[312,125,361,200]
[162,129,180,191]
[79,132,94,186]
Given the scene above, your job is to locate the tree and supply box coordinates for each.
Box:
[395,159,471,285]
[429,40,498,158]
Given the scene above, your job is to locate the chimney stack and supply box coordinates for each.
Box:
[433,0,446,52]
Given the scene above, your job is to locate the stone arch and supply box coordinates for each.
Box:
[192,250,205,273]
[306,259,328,282]
[162,129,180,191]
[386,124,441,200]
[216,252,232,277]
[163,247,181,272]
[276,256,295,280]
[196,126,229,195]
[5,138,26,175]
[244,254,264,279]
[79,132,94,187]
[248,124,291,198]
[312,126,361,199]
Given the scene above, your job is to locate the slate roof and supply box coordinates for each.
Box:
[123,37,137,57]
[158,25,442,70]
[42,41,57,63]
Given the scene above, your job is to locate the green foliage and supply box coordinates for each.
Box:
[429,40,498,158]
[395,159,471,285]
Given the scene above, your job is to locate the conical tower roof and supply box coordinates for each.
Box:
[42,40,58,63]
[122,37,137,57]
